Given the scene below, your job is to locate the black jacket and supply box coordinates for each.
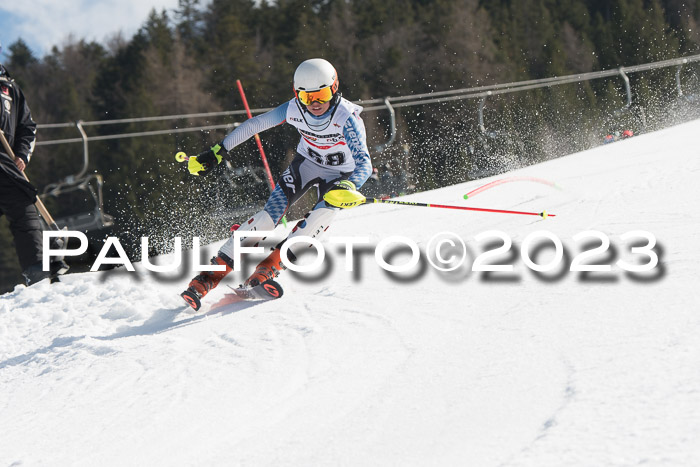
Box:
[0,64,38,202]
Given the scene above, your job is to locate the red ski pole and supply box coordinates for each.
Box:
[324,188,554,218]
[371,198,554,218]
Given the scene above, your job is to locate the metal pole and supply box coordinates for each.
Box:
[374,97,396,153]
[74,120,89,180]
[478,92,491,134]
[619,67,633,108]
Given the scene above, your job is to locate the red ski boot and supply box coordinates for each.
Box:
[245,248,286,287]
[181,255,233,311]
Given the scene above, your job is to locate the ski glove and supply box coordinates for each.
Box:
[189,143,227,176]
[324,180,366,209]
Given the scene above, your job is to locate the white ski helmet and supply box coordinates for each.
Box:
[293,58,339,105]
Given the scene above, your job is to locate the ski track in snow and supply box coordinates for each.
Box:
[1,120,700,466]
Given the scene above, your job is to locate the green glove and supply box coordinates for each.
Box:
[188,143,226,176]
[324,180,366,208]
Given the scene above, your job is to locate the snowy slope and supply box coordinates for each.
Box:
[1,120,699,467]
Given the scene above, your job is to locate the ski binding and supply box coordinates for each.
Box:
[229,279,284,301]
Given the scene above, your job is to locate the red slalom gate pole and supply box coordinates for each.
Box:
[464,176,560,199]
[236,80,276,191]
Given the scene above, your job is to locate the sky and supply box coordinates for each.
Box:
[0,0,181,60]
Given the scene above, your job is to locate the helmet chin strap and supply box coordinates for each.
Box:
[295,93,341,131]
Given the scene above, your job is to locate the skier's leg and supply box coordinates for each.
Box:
[217,209,277,262]
[245,172,347,286]
[187,209,276,298]
[216,154,313,264]
[244,205,337,286]
[283,205,338,257]
[283,172,349,257]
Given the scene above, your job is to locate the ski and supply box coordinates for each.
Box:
[180,280,282,312]
[229,279,284,301]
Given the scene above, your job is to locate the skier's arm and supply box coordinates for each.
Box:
[221,104,287,152]
[189,104,287,176]
[344,114,372,189]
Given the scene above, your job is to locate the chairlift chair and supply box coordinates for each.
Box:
[605,68,647,135]
[41,173,114,233]
[38,121,116,265]
[467,92,525,179]
[672,60,700,113]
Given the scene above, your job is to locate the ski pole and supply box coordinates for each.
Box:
[370,197,553,218]
[324,188,554,218]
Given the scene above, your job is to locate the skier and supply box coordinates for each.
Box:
[181,58,372,310]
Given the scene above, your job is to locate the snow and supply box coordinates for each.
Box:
[2,119,700,466]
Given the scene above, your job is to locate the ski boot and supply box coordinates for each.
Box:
[181,254,233,311]
[22,259,69,286]
[245,248,286,287]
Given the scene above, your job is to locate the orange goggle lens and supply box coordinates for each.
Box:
[296,87,334,106]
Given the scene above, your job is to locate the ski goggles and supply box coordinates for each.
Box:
[295,86,335,106]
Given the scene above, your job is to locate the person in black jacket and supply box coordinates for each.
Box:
[0,52,52,285]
